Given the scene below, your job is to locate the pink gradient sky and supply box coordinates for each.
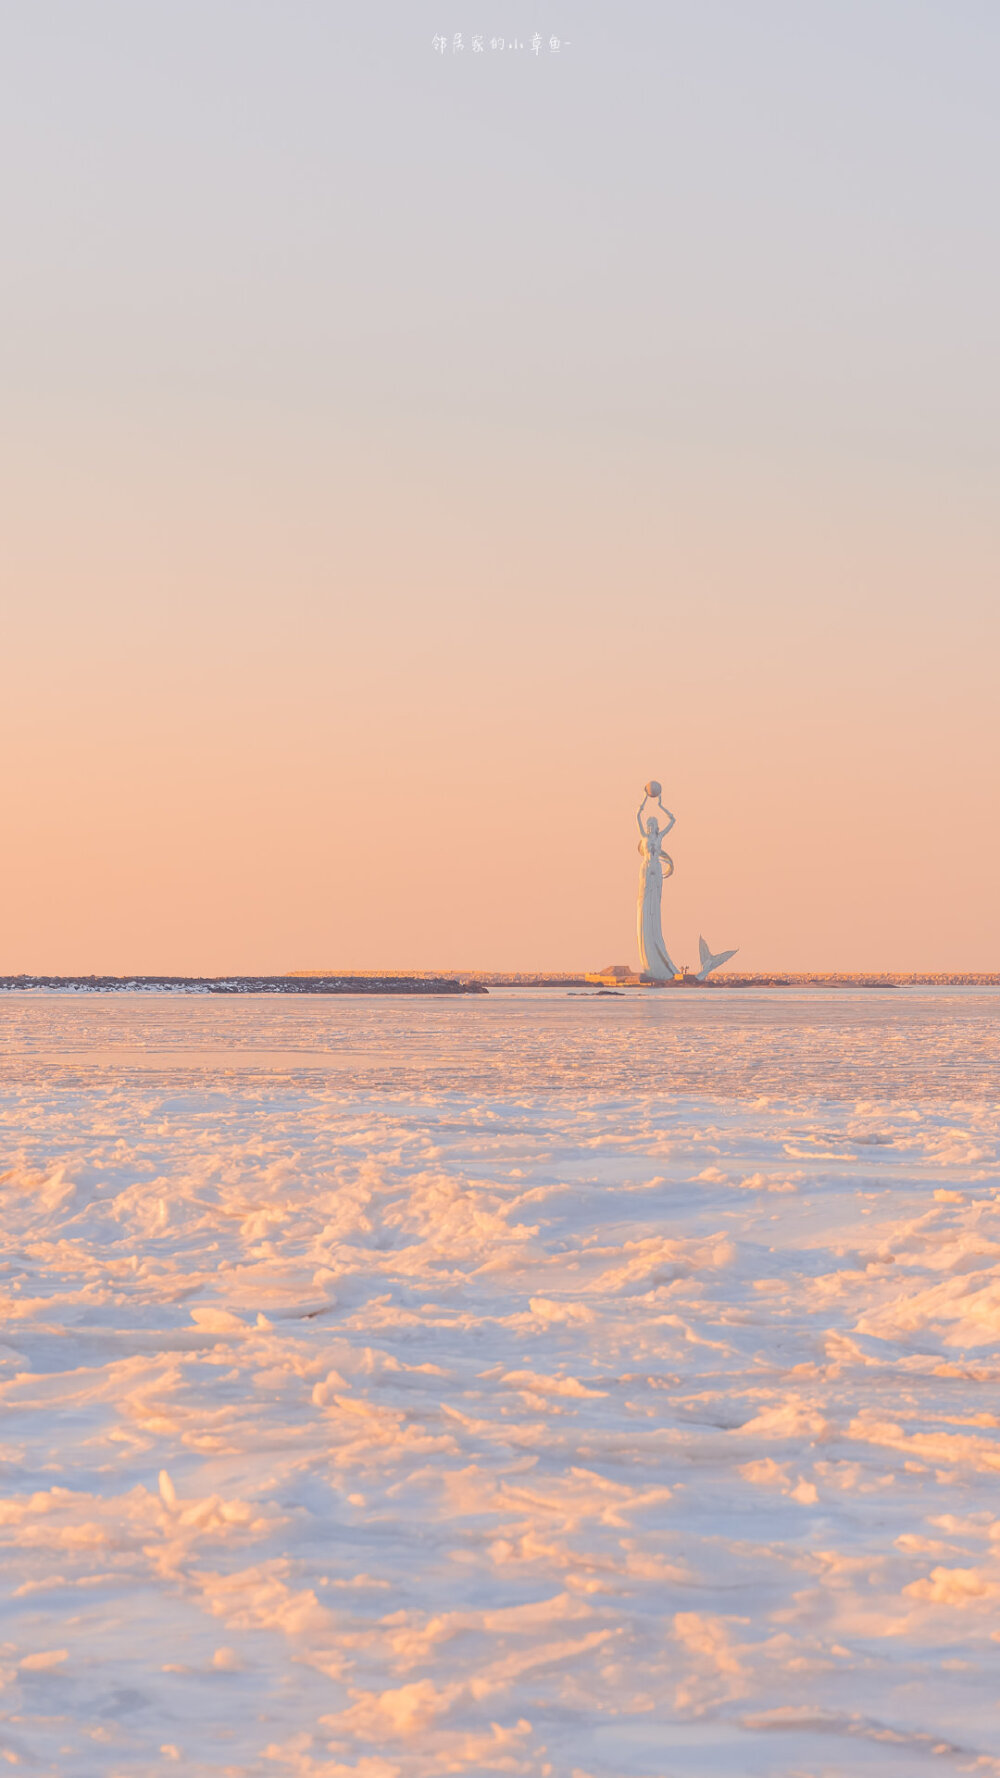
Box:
[2,1,997,974]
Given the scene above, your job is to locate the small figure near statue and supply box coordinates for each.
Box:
[636,780,737,983]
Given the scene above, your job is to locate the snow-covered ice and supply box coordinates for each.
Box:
[1,987,999,1777]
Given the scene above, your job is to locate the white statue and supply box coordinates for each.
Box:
[636,780,738,982]
[636,781,679,979]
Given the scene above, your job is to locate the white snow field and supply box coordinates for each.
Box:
[1,987,1000,1778]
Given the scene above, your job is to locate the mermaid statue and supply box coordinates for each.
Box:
[636,782,679,979]
[636,780,738,982]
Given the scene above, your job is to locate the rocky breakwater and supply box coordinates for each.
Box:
[0,975,488,995]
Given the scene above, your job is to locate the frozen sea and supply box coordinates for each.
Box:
[2,986,1000,1778]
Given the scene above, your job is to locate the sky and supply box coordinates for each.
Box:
[2,0,998,974]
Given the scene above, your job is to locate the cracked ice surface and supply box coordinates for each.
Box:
[1,987,999,1777]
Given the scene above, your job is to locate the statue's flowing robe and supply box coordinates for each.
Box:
[637,838,678,979]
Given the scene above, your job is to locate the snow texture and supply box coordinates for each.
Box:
[1,987,999,1776]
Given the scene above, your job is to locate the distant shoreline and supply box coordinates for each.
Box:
[290,970,1000,987]
[0,973,996,994]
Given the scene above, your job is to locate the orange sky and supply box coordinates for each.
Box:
[2,2,997,973]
